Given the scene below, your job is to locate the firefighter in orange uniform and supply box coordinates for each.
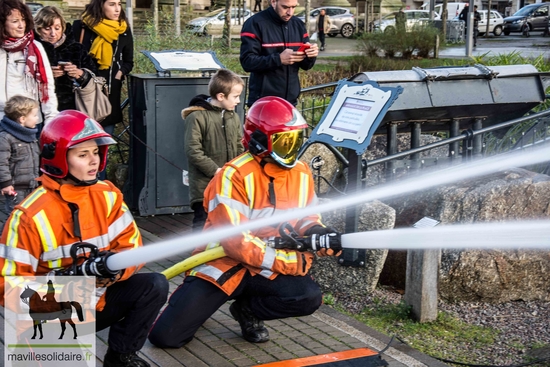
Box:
[0,110,168,367]
[149,96,341,348]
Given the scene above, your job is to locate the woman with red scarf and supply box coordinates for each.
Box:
[0,0,58,127]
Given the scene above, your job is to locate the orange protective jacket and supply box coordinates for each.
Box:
[189,153,323,295]
[0,175,143,311]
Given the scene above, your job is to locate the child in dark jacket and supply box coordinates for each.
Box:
[0,95,40,231]
[182,69,245,230]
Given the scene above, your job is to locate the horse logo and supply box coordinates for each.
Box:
[19,280,84,340]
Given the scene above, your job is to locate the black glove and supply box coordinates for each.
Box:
[305,225,338,236]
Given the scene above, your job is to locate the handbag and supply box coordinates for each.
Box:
[73,69,112,122]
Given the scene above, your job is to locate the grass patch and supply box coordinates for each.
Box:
[335,301,498,363]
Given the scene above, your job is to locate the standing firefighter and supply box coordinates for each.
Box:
[149,97,342,348]
[0,110,168,367]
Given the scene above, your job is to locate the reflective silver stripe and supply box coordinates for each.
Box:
[33,210,61,268]
[193,263,224,280]
[244,172,255,208]
[104,191,117,218]
[33,210,57,253]
[299,172,308,208]
[259,269,274,278]
[41,235,110,262]
[108,210,135,241]
[261,246,276,270]
[0,244,39,269]
[209,194,252,218]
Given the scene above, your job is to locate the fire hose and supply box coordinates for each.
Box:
[59,220,550,281]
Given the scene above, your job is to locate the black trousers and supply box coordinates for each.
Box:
[319,31,326,48]
[148,271,322,348]
[97,273,168,353]
[192,202,207,231]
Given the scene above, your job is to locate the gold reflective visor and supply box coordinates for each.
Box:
[270,130,303,167]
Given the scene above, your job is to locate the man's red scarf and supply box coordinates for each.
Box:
[1,31,49,103]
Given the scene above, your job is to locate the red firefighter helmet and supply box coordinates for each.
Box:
[243,96,307,168]
[40,110,116,178]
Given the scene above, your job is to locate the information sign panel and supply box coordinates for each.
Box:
[309,80,402,155]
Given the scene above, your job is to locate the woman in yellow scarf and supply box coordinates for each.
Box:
[72,0,134,179]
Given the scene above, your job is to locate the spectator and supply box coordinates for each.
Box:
[240,0,318,107]
[473,5,481,47]
[148,97,341,348]
[459,2,469,36]
[0,110,169,367]
[317,8,332,51]
[73,0,134,179]
[182,69,245,230]
[34,6,98,111]
[0,0,58,130]
[254,0,262,12]
[395,7,406,34]
[0,95,39,232]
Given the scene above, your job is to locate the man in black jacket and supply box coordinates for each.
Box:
[240,0,318,107]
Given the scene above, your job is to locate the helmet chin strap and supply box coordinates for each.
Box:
[64,173,99,186]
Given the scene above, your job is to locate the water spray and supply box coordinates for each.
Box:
[106,145,550,272]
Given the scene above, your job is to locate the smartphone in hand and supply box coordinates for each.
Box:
[57,61,70,67]
[297,44,311,52]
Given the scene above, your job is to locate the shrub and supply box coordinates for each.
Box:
[356,25,440,59]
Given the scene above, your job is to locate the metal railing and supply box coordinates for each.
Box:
[297,84,550,194]
[115,82,550,190]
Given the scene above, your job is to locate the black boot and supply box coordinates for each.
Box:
[229,300,270,343]
[103,348,150,367]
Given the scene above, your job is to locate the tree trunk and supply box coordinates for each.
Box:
[223,0,232,49]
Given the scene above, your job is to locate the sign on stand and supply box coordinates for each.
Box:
[307,80,402,266]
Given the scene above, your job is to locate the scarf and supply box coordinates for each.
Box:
[1,31,49,103]
[83,16,127,70]
[52,33,67,49]
[0,116,38,143]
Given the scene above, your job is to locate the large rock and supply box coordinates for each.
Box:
[299,142,345,195]
[386,167,550,303]
[310,199,396,298]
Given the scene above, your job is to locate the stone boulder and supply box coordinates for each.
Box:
[385,167,550,303]
[310,199,396,298]
[299,142,344,195]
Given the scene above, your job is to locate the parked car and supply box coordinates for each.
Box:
[27,2,44,17]
[421,2,469,19]
[477,10,504,36]
[453,10,504,36]
[371,10,435,33]
[186,8,254,35]
[295,7,355,38]
[503,3,549,35]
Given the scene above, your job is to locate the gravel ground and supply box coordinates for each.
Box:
[335,287,550,366]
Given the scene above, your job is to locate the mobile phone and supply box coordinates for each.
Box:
[57,61,70,66]
[297,44,311,52]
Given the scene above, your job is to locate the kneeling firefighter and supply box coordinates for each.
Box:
[148,96,342,348]
[0,110,168,367]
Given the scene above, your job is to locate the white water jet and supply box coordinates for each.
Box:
[341,220,550,250]
[107,145,550,271]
